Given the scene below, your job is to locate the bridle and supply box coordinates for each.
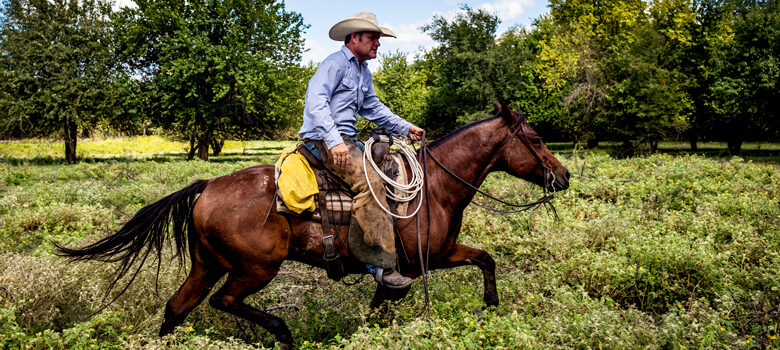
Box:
[420,109,559,216]
[507,109,562,196]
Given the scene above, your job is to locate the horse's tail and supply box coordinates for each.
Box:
[55,179,209,295]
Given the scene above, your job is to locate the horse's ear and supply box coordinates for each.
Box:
[513,107,527,123]
[497,100,512,123]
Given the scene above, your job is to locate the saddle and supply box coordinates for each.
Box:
[275,142,409,281]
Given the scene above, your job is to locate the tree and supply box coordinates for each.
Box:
[115,0,307,161]
[537,0,696,152]
[0,0,117,163]
[706,0,779,154]
[372,51,430,128]
[605,0,695,153]
[420,5,502,135]
[495,26,569,139]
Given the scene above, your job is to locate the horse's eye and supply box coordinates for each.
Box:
[531,137,542,145]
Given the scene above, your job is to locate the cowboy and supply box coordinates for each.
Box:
[299,12,424,289]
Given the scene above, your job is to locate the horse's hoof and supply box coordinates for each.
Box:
[278,342,293,350]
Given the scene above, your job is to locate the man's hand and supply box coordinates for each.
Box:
[330,143,351,169]
[408,125,425,141]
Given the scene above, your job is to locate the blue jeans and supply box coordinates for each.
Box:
[303,136,364,163]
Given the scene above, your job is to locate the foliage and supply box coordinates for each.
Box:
[372,51,430,128]
[704,0,780,154]
[419,5,502,135]
[0,0,119,163]
[114,0,307,160]
[0,138,778,348]
[536,0,696,152]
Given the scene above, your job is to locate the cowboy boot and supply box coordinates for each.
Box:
[374,267,413,289]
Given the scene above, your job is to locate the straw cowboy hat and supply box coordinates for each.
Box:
[329,12,397,41]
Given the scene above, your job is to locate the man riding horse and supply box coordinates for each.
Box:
[298,12,425,289]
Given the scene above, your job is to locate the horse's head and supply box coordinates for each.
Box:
[494,103,570,192]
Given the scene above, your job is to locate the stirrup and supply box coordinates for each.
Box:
[374,267,413,289]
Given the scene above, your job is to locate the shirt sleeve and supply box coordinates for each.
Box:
[304,60,346,149]
[358,76,412,137]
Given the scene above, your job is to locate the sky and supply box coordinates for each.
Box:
[112,0,551,71]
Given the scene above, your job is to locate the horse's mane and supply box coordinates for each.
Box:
[427,115,501,149]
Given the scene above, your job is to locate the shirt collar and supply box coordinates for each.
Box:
[341,45,356,61]
[340,45,367,68]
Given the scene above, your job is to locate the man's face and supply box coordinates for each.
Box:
[350,32,381,62]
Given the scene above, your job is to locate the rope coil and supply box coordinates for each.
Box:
[363,135,425,219]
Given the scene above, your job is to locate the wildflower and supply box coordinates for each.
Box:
[720,327,725,331]
[454,336,458,341]
[530,295,535,299]
[770,335,776,340]
[304,340,309,345]
[186,326,194,333]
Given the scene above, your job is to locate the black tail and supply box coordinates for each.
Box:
[55,179,209,297]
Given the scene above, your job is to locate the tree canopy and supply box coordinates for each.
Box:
[0,0,117,163]
[1,0,777,160]
[114,0,307,160]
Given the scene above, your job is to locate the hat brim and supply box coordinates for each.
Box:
[329,19,396,41]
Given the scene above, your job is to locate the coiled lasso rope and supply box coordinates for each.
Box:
[363,135,425,219]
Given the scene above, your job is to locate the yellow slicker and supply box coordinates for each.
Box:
[274,146,319,214]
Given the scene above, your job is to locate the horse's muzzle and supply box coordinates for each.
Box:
[547,169,570,192]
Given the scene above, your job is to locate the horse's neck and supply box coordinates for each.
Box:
[426,119,503,209]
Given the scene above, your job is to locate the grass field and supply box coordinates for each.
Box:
[1,137,778,349]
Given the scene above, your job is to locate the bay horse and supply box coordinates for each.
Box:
[56,104,570,348]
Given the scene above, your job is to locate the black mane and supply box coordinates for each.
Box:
[427,115,501,149]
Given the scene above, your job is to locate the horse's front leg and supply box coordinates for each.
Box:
[438,244,498,307]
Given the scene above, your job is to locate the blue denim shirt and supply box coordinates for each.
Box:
[298,46,412,149]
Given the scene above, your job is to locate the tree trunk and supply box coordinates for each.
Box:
[688,129,698,151]
[727,138,743,155]
[587,139,599,149]
[726,122,744,155]
[197,132,211,161]
[64,120,78,164]
[648,139,659,153]
[211,138,224,156]
[187,135,197,160]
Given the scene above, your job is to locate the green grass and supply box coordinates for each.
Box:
[1,137,778,349]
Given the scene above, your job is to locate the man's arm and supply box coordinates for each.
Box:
[358,79,413,137]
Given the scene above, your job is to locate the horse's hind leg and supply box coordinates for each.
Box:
[439,244,498,307]
[208,268,292,349]
[159,257,225,336]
